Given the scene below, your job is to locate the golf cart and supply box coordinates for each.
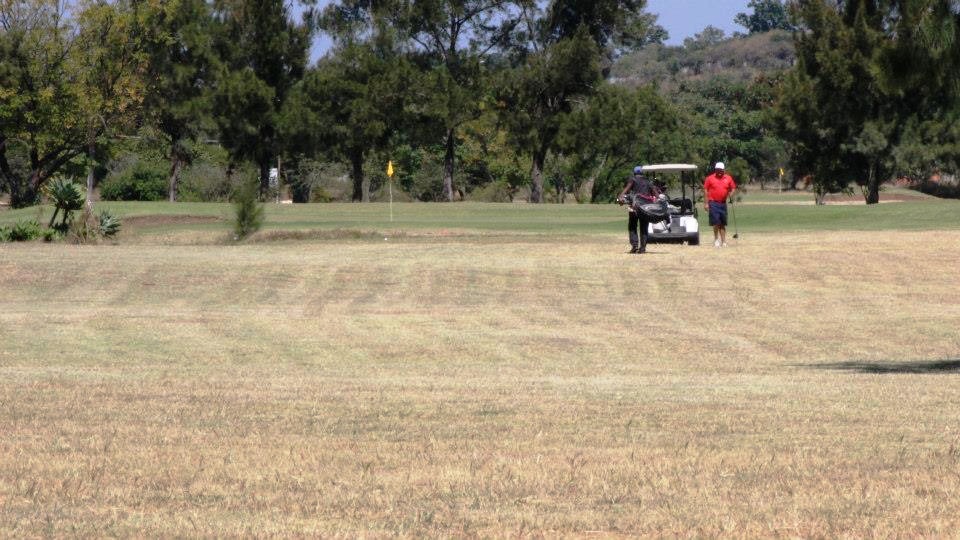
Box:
[642,163,700,246]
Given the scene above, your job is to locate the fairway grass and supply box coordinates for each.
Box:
[4,190,960,243]
[2,226,960,535]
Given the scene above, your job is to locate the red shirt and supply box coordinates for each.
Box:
[704,172,737,203]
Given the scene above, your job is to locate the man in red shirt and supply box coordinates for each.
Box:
[703,162,737,248]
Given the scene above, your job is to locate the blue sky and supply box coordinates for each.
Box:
[308,0,753,61]
[647,0,751,45]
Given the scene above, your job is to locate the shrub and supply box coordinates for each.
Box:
[913,180,960,199]
[179,162,239,202]
[98,209,121,237]
[8,219,42,241]
[100,162,168,201]
[42,228,62,242]
[0,226,9,242]
[43,177,85,231]
[62,206,124,244]
[67,205,100,244]
[232,180,264,240]
[468,180,516,202]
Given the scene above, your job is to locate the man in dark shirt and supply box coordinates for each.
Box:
[617,165,661,254]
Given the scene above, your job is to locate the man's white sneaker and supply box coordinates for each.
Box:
[722,242,729,248]
[714,239,721,248]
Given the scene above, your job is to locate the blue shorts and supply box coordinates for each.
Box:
[708,201,727,226]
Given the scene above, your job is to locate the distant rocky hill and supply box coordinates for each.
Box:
[610,30,795,89]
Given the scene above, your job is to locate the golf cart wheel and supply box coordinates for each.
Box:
[688,234,699,246]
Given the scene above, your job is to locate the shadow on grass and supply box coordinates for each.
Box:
[808,359,960,374]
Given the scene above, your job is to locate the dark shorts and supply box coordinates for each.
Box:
[708,201,727,226]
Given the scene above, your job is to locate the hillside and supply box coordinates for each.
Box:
[610,30,795,89]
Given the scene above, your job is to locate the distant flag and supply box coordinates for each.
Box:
[387,160,394,179]
[779,168,784,177]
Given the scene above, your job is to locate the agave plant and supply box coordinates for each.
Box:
[98,209,121,237]
[43,177,85,231]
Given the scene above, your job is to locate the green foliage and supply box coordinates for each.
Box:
[66,205,100,244]
[178,162,237,203]
[281,39,412,202]
[100,163,168,201]
[42,228,62,242]
[610,30,795,88]
[7,220,42,242]
[460,108,528,200]
[468,180,518,203]
[98,209,122,237]
[776,0,960,203]
[212,0,311,197]
[556,84,684,202]
[43,177,86,231]
[672,75,788,184]
[545,0,667,58]
[0,0,145,208]
[390,144,447,202]
[138,0,220,202]
[684,26,727,50]
[735,0,793,34]
[232,180,265,240]
[497,28,603,202]
[386,0,520,201]
[0,1,86,207]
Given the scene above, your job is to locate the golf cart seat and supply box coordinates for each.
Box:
[669,198,693,213]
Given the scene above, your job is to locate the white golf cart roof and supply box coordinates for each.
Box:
[642,164,698,172]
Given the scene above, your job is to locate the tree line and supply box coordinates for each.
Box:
[2,0,959,210]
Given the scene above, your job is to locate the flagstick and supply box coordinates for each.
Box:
[386,160,395,222]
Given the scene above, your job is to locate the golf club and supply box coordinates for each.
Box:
[730,199,739,239]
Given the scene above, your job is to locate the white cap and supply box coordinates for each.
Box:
[715,162,725,170]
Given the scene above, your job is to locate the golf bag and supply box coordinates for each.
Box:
[627,195,669,223]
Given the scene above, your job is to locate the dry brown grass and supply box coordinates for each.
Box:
[2,231,960,536]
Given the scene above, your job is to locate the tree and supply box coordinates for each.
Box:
[0,0,143,208]
[0,1,86,208]
[495,0,663,202]
[683,25,726,50]
[389,0,526,202]
[138,0,219,202]
[544,0,664,61]
[875,0,960,180]
[735,0,793,34]
[43,176,85,231]
[777,0,892,204]
[497,28,601,202]
[281,37,413,202]
[777,0,960,204]
[556,84,684,202]
[672,75,788,188]
[211,0,312,199]
[72,0,146,205]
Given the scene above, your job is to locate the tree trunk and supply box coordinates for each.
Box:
[865,164,880,204]
[17,170,44,208]
[350,151,367,202]
[443,128,455,202]
[85,140,96,206]
[814,183,826,205]
[168,139,184,202]
[259,159,271,201]
[529,148,545,203]
[287,160,309,203]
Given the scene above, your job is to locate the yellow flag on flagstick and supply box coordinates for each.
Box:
[387,160,394,179]
[779,168,784,177]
